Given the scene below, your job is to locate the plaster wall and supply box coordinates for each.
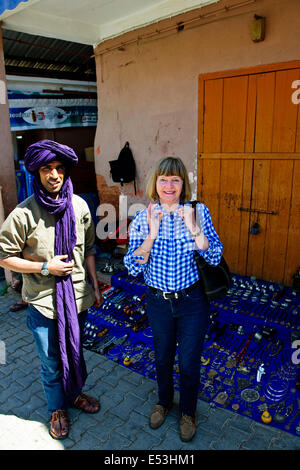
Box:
[94,0,300,213]
[0,24,18,216]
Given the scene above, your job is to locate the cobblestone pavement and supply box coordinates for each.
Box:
[0,287,300,451]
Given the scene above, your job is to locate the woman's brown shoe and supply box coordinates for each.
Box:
[180,415,196,442]
[49,409,69,440]
[149,404,171,429]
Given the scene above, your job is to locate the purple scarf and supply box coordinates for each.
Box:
[24,140,87,401]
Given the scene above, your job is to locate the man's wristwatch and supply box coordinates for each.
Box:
[41,261,50,276]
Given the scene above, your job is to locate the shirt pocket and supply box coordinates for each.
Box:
[178,235,195,257]
[150,239,162,258]
[25,222,55,260]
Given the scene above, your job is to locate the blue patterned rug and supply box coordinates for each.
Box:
[83,270,300,437]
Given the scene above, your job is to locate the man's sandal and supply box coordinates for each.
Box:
[9,301,28,312]
[73,393,100,413]
[49,409,69,440]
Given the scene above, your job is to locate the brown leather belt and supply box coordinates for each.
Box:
[148,281,200,300]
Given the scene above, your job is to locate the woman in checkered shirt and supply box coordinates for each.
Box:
[124,156,223,442]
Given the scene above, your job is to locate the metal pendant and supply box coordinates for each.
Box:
[214,391,228,405]
[241,388,260,403]
[225,358,237,368]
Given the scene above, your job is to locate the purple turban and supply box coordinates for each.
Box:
[24,139,78,173]
[24,140,87,402]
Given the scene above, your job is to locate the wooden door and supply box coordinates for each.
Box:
[198,61,300,286]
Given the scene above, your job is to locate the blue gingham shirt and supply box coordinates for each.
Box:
[124,202,223,292]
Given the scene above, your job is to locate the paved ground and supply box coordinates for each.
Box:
[0,274,300,451]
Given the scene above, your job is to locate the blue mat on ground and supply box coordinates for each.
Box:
[83,271,300,437]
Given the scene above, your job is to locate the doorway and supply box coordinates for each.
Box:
[198,61,300,285]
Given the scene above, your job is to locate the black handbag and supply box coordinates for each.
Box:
[109,142,137,194]
[191,201,231,301]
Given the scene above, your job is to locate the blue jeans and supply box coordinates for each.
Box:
[146,284,210,416]
[26,304,88,416]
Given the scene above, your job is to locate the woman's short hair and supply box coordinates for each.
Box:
[146,156,192,202]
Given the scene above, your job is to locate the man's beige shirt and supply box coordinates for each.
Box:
[0,194,96,319]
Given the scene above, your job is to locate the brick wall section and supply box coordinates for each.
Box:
[96,174,120,214]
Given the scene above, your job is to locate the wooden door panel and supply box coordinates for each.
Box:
[262,160,293,283]
[272,69,300,152]
[198,158,252,275]
[222,76,248,152]
[238,159,253,273]
[255,72,276,152]
[199,62,300,286]
[203,79,223,153]
[218,159,248,274]
[285,160,300,285]
[245,74,257,153]
[247,160,271,279]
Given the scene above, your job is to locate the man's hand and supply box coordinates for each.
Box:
[94,286,104,307]
[47,255,74,277]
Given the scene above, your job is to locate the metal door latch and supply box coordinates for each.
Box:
[238,207,278,215]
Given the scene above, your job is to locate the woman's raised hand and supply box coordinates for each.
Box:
[177,205,198,234]
[147,203,163,239]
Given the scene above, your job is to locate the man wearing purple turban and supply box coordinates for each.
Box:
[0,140,103,440]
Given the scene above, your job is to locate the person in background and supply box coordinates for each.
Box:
[124,156,223,442]
[0,140,103,440]
[9,273,28,312]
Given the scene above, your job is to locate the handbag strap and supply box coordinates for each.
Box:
[190,200,201,231]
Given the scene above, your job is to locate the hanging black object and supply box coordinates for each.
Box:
[293,267,300,292]
[250,222,260,235]
[191,200,231,301]
[109,142,136,194]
